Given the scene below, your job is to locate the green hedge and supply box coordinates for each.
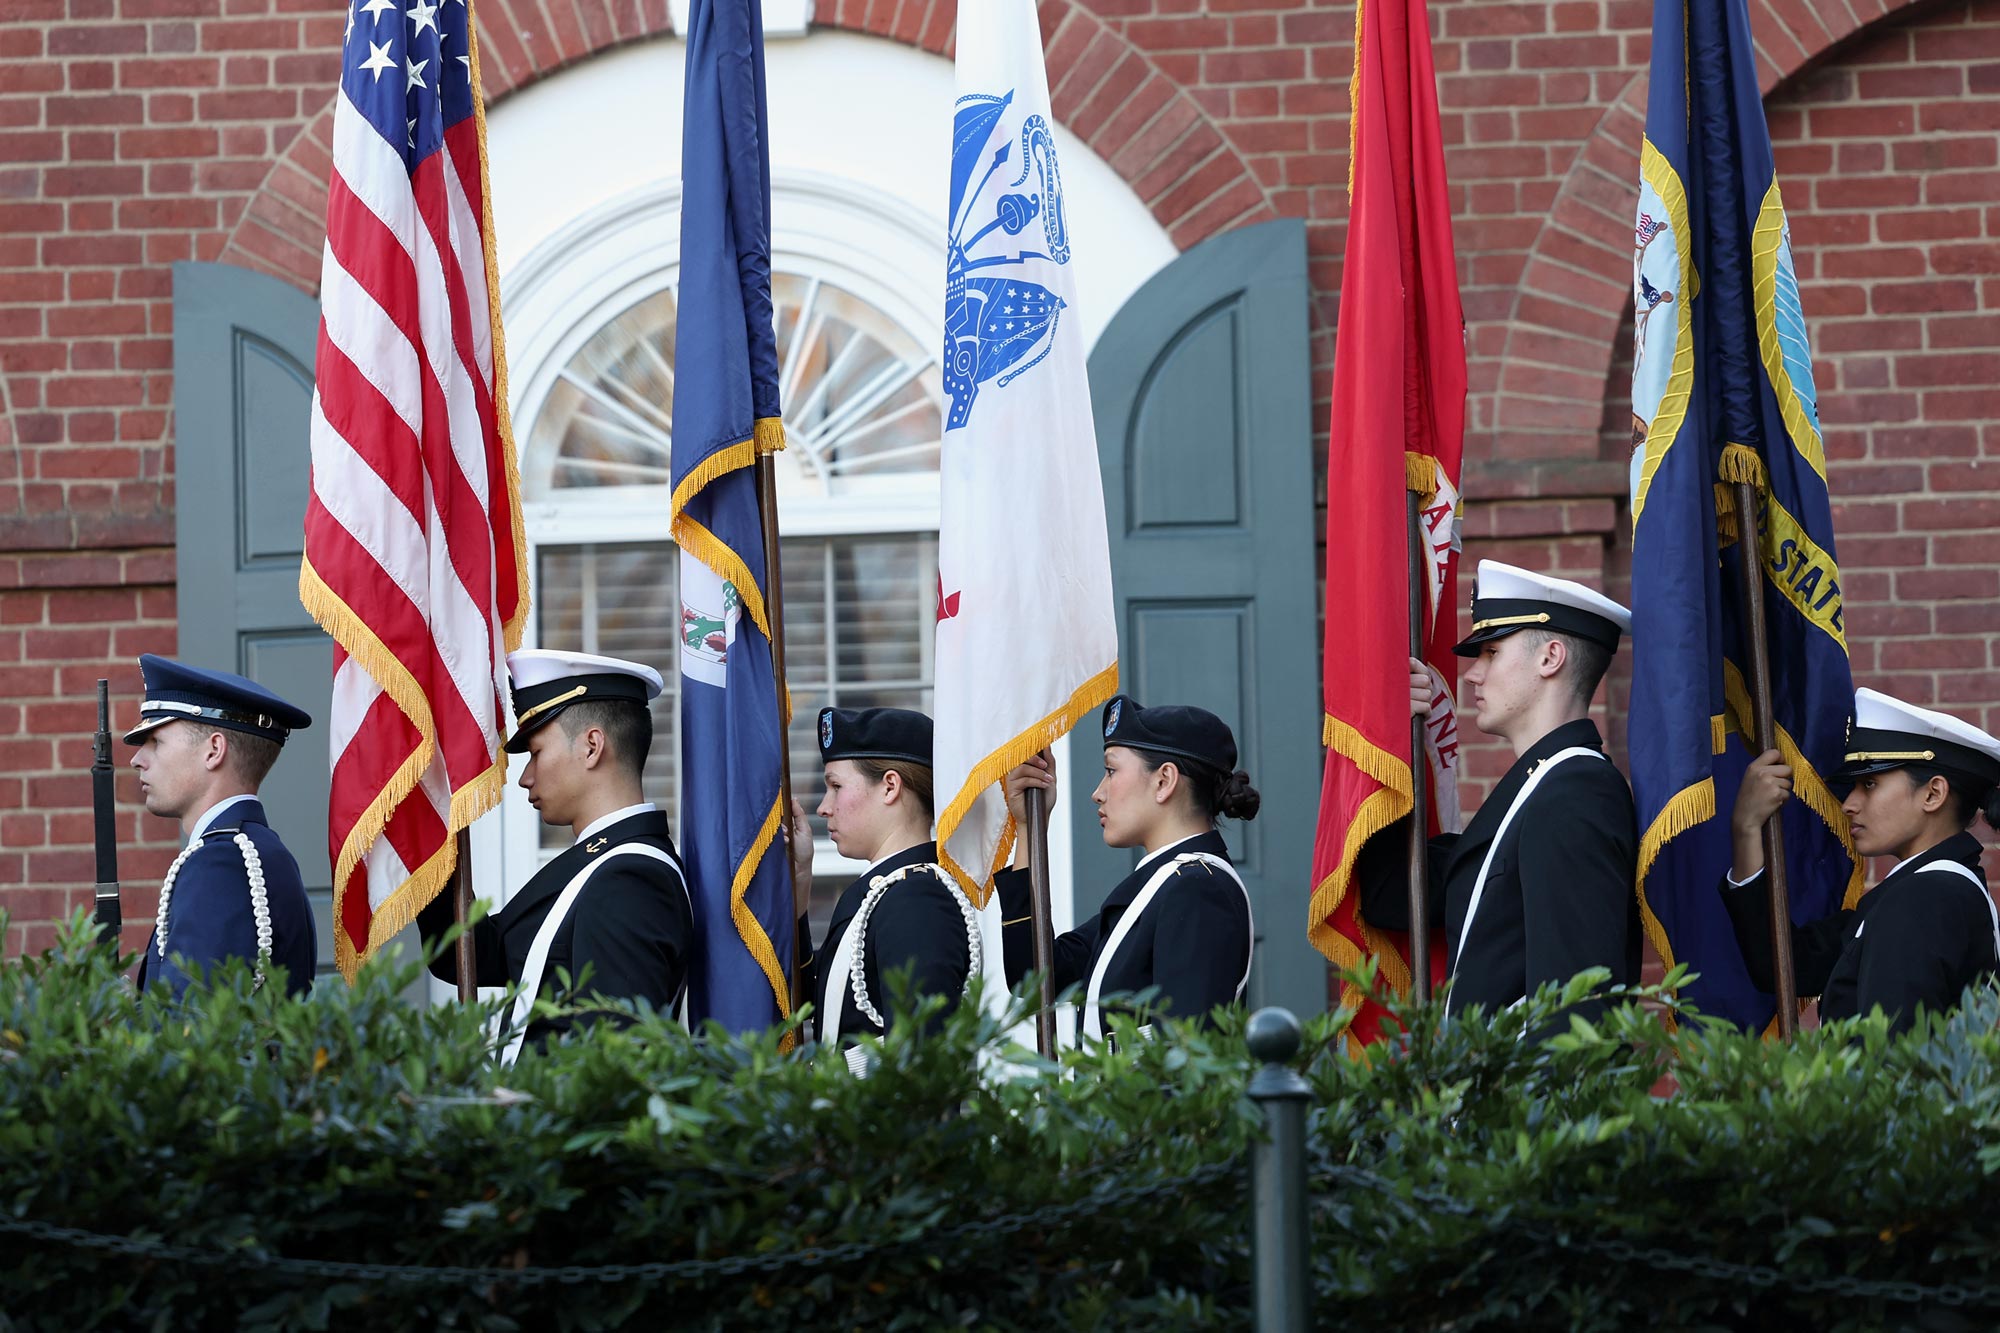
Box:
[3,916,2000,1331]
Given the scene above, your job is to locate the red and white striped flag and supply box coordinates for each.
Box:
[301,0,528,980]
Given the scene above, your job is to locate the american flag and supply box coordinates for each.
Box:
[301,0,528,980]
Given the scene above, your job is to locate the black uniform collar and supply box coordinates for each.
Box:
[1107,829,1231,911]
[505,809,674,921]
[1462,718,1606,845]
[200,798,269,836]
[859,840,943,881]
[1518,717,1606,766]
[1885,829,1986,882]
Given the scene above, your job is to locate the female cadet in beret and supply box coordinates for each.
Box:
[1724,688,2000,1035]
[786,707,989,1049]
[998,695,1259,1041]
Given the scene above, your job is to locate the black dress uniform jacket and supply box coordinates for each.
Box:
[1721,829,1998,1035]
[997,829,1252,1032]
[137,799,316,1000]
[420,808,691,1045]
[1359,718,1640,1017]
[795,841,971,1042]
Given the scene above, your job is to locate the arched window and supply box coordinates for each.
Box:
[501,174,947,914]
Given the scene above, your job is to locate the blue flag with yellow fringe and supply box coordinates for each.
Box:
[674,0,793,1033]
[1627,0,1860,1032]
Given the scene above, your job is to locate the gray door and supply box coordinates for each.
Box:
[1078,218,1325,1019]
[171,261,338,980]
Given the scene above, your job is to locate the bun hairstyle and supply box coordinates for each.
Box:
[1983,784,2000,833]
[1133,751,1262,822]
[1215,768,1262,822]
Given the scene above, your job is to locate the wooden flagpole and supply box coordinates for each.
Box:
[1023,785,1058,1057]
[452,827,475,1002]
[1731,478,1799,1038]
[1405,492,1433,1004]
[755,451,804,1010]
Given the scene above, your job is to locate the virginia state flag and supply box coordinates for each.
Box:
[933,0,1119,904]
[1628,0,1860,1031]
[1308,0,1466,1045]
[673,0,793,1032]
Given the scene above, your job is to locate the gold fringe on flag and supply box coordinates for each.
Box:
[1404,450,1438,498]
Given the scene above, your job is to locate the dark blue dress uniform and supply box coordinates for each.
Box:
[999,829,1250,1036]
[420,805,693,1045]
[792,708,977,1044]
[998,696,1255,1039]
[1721,689,2000,1035]
[1358,563,1641,1019]
[421,650,693,1048]
[124,656,317,1000]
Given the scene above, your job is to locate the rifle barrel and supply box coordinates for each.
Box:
[92,679,121,946]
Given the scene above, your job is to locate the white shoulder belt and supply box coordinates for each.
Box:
[1082,851,1253,1043]
[496,843,690,1066]
[1446,746,1606,1016]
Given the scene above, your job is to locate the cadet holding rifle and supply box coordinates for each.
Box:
[123,655,318,999]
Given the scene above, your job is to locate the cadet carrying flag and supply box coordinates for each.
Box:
[1627,0,1859,1031]
[304,0,528,980]
[1308,0,1467,1044]
[673,0,793,1032]
[933,0,1119,904]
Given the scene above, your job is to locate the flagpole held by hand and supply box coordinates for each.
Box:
[755,449,804,1009]
[1731,478,1799,1037]
[452,827,476,1003]
[1405,493,1433,1005]
[1023,784,1058,1057]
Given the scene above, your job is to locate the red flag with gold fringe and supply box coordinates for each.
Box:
[1308,0,1467,1044]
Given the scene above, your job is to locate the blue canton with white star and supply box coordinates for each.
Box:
[341,0,475,168]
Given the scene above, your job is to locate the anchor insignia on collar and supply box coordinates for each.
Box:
[586,837,609,853]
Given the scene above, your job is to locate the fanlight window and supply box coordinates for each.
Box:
[523,274,942,500]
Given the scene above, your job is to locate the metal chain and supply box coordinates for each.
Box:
[1313,1159,2000,1311]
[0,1158,1236,1290]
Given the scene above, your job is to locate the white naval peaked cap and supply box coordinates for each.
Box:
[1454,560,1632,658]
[503,649,664,753]
[1838,687,2000,786]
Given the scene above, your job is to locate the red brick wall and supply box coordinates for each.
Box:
[4,0,1999,955]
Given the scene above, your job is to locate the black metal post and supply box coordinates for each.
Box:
[1247,1006,1312,1333]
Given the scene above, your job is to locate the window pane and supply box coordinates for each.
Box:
[533,543,681,850]
[528,275,941,501]
[536,533,938,864]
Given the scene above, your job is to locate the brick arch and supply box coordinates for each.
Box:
[1484,0,1951,469]
[220,0,1270,295]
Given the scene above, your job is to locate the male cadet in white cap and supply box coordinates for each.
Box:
[1724,689,2000,1034]
[419,651,692,1057]
[1359,560,1640,1018]
[126,654,318,999]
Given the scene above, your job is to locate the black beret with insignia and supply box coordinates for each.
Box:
[1100,694,1236,775]
[818,707,932,768]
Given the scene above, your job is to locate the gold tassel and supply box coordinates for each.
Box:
[754,415,787,455]
[1405,451,1438,497]
[1713,483,1740,547]
[1718,441,1765,487]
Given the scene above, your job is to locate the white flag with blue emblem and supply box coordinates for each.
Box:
[933,0,1119,904]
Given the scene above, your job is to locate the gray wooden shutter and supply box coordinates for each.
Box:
[171,261,337,979]
[1079,219,1326,1019]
